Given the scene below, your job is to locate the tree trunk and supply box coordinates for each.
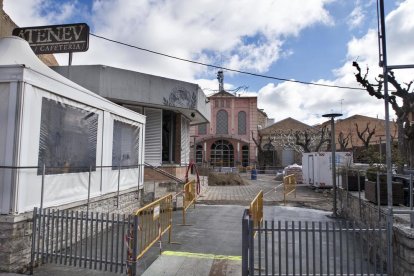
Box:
[396,119,406,171]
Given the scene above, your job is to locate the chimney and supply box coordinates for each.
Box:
[217,70,224,92]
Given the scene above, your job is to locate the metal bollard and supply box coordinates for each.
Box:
[377,171,381,221]
[357,170,361,218]
[410,173,413,210]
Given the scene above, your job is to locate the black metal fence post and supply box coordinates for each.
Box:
[358,170,362,218]
[387,208,393,275]
[30,207,38,275]
[377,171,381,221]
[248,216,254,276]
[131,215,138,276]
[242,209,249,276]
[410,173,413,210]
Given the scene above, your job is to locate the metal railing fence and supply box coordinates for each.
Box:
[31,194,174,275]
[242,215,388,276]
[194,165,282,175]
[144,162,185,184]
[30,207,133,274]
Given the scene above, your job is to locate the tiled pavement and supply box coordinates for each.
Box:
[197,173,333,211]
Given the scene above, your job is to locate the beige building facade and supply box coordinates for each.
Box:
[320,114,398,149]
[259,117,314,167]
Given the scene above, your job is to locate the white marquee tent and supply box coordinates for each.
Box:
[0,36,146,214]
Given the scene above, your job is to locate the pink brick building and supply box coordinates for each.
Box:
[190,71,264,167]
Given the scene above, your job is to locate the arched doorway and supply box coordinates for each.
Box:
[210,140,234,167]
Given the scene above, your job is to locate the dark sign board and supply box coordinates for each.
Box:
[12,23,89,55]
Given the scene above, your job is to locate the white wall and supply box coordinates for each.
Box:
[144,108,162,166]
[181,116,190,165]
[9,84,144,214]
[0,82,17,213]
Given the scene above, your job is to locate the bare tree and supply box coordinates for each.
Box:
[353,61,414,167]
[313,125,331,152]
[269,129,299,153]
[338,131,351,151]
[355,123,376,149]
[252,130,264,166]
[270,126,330,153]
[294,130,312,153]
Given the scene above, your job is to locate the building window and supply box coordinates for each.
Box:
[210,140,234,167]
[238,111,247,134]
[196,144,203,164]
[198,124,207,135]
[112,120,140,170]
[38,98,98,175]
[216,110,228,134]
[242,145,249,167]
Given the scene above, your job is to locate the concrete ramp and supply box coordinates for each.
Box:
[142,251,241,276]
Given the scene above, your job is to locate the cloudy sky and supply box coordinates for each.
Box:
[4,0,414,125]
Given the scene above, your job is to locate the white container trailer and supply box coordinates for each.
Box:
[302,152,353,188]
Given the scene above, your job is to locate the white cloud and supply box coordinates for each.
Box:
[226,39,282,73]
[258,0,414,126]
[195,78,236,96]
[4,0,334,81]
[3,0,80,27]
[385,0,414,66]
[257,79,385,126]
[347,5,364,29]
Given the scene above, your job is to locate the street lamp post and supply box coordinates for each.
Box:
[322,113,342,217]
[376,135,386,164]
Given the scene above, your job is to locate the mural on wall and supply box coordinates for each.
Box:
[163,87,197,109]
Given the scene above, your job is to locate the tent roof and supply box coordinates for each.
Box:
[0,36,84,89]
[0,36,145,123]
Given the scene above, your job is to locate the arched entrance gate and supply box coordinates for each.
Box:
[210,139,234,167]
[194,139,250,168]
